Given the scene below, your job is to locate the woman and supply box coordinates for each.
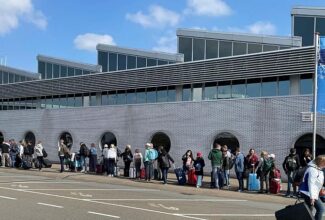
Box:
[300,155,325,220]
[301,148,313,168]
[89,143,97,173]
[158,146,174,184]
[58,139,69,173]
[34,141,44,171]
[121,145,133,177]
[133,149,143,179]
[182,150,194,172]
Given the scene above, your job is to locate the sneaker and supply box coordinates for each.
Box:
[285,194,291,198]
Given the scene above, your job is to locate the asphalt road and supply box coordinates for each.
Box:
[0,168,297,220]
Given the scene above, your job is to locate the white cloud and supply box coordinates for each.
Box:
[126,5,180,28]
[247,21,276,35]
[74,33,116,52]
[185,0,232,17]
[0,0,47,35]
[152,34,177,53]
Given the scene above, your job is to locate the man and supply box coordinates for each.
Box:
[234,146,245,192]
[1,141,10,167]
[208,143,223,189]
[282,148,301,197]
[9,139,18,168]
[79,142,89,173]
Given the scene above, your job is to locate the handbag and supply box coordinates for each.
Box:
[42,149,48,158]
[275,199,313,220]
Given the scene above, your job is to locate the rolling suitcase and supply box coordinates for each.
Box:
[129,167,136,178]
[269,178,281,194]
[275,201,313,220]
[187,169,197,185]
[140,168,146,179]
[22,158,32,169]
[174,167,186,185]
[248,173,260,191]
[43,159,52,168]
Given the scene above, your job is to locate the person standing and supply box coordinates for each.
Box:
[34,141,44,171]
[121,145,133,177]
[194,152,205,188]
[208,144,223,189]
[182,150,194,172]
[58,139,69,173]
[9,139,18,168]
[222,147,232,188]
[301,148,313,168]
[234,146,245,192]
[259,151,273,194]
[89,143,97,173]
[299,155,325,220]
[282,148,301,197]
[144,143,153,181]
[79,142,89,173]
[133,149,143,179]
[158,146,174,185]
[1,141,10,167]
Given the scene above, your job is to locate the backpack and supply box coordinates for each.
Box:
[262,158,273,173]
[149,149,158,160]
[83,146,90,157]
[194,162,202,171]
[286,156,297,171]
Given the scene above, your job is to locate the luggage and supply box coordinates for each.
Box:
[140,168,146,179]
[43,159,52,168]
[96,164,104,174]
[275,201,313,220]
[129,167,136,178]
[269,178,281,194]
[248,173,260,191]
[187,169,197,185]
[174,167,186,185]
[34,159,40,169]
[22,158,32,169]
[218,171,224,188]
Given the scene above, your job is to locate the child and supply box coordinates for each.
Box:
[194,152,205,188]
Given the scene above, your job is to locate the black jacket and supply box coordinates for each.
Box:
[282,154,300,172]
[194,158,205,176]
[158,152,174,168]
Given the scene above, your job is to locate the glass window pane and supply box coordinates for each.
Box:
[90,94,97,106]
[246,79,261,97]
[9,73,14,83]
[108,92,117,105]
[116,91,126,104]
[147,88,156,103]
[233,42,247,56]
[20,76,26,82]
[0,71,2,84]
[109,53,117,71]
[60,96,68,108]
[126,91,136,104]
[278,76,290,96]
[38,61,45,79]
[68,67,74,77]
[98,51,108,72]
[67,96,75,107]
[60,66,67,77]
[263,45,278,52]
[136,90,146,103]
[118,54,126,70]
[75,69,82,76]
[294,16,314,46]
[75,96,83,107]
[14,74,20,83]
[193,38,205,61]
[179,37,192,62]
[248,43,262,54]
[83,70,90,75]
[157,87,168,103]
[3,72,8,84]
[158,60,168,65]
[232,80,246,98]
[206,40,218,59]
[204,83,217,100]
[300,74,313,94]
[262,78,277,97]
[316,18,325,36]
[219,41,232,57]
[218,82,231,99]
[53,64,60,78]
[182,85,192,101]
[168,87,176,102]
[46,97,52,108]
[46,63,52,79]
[137,57,146,68]
[101,93,108,105]
[147,58,157,67]
[127,56,136,69]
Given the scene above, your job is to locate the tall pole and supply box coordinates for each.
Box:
[313,33,319,159]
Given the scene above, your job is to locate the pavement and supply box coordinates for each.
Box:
[0,165,303,220]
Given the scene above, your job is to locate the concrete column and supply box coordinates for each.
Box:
[290,75,300,95]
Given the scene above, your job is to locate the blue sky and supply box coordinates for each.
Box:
[0,0,325,72]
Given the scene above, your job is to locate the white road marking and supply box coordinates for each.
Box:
[4,181,82,184]
[22,188,159,191]
[87,199,247,202]
[149,203,179,211]
[79,192,92,197]
[88,211,120,219]
[37,202,63,209]
[0,176,37,178]
[182,214,275,217]
[0,195,17,200]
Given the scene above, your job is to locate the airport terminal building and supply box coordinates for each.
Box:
[0,6,325,170]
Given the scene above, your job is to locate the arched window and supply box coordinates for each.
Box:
[24,131,36,147]
[151,132,171,152]
[213,132,239,153]
[59,132,73,150]
[100,132,117,149]
[294,133,325,157]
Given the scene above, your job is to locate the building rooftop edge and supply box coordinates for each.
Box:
[0,65,39,79]
[96,44,184,62]
[291,6,325,17]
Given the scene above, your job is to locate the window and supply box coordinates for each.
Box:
[231,80,246,98]
[9,73,14,83]
[219,41,232,57]
[98,51,108,72]
[233,42,247,56]
[109,53,117,71]
[248,43,262,54]
[60,66,67,77]
[316,18,325,36]
[192,84,202,101]
[278,76,290,96]
[46,63,52,79]
[157,87,168,103]
[52,96,60,108]
[136,89,146,103]
[294,16,315,46]
[3,72,8,84]
[204,82,217,100]
[60,95,68,108]
[118,54,126,70]
[300,74,313,94]
[68,67,74,77]
[53,64,60,78]
[263,45,278,52]
[127,56,136,69]
[137,57,146,68]
[15,74,20,83]
[147,88,156,103]
[45,97,53,108]
[67,95,75,107]
[147,58,157,67]
[108,91,117,105]
[75,95,83,107]
[75,69,82,76]
[126,90,136,104]
[168,86,176,102]
[116,91,126,104]
[193,38,205,61]
[218,81,231,99]
[38,61,45,79]
[262,77,277,97]
[101,92,108,105]
[89,93,97,106]
[246,78,261,97]
[182,85,192,101]
[0,71,2,84]
[83,70,90,75]
[158,60,168,65]
[178,37,192,62]
[206,40,218,59]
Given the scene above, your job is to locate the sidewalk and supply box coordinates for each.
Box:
[0,164,296,205]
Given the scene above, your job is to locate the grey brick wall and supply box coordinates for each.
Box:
[0,95,324,178]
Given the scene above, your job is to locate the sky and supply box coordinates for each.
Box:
[0,0,325,73]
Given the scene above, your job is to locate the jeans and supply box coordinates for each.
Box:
[301,193,325,220]
[135,161,141,178]
[260,171,270,192]
[144,161,153,181]
[2,153,9,167]
[212,166,221,188]
[37,156,44,170]
[286,170,297,195]
[161,167,169,184]
[236,171,244,191]
[108,158,115,175]
[197,175,203,187]
[80,155,87,172]
[10,155,16,168]
[59,156,65,172]
[224,170,230,186]
[89,154,97,172]
[124,161,131,177]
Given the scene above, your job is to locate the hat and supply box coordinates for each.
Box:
[145,143,151,148]
[104,144,108,148]
[197,152,202,157]
[269,153,275,159]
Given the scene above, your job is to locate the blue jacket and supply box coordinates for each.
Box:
[235,152,245,173]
